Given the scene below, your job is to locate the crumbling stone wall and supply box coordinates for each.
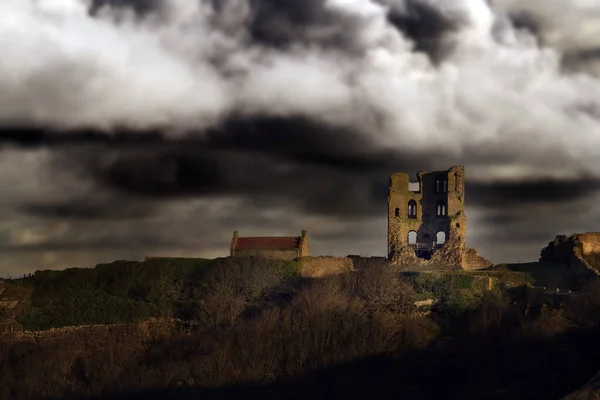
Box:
[540,233,600,285]
[577,232,600,255]
[462,248,493,270]
[299,257,354,278]
[388,166,484,270]
[2,318,180,341]
[577,232,600,267]
[388,167,467,256]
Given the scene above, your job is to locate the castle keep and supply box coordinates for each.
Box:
[388,166,490,270]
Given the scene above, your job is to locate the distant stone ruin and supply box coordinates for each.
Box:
[540,232,600,285]
[387,166,491,270]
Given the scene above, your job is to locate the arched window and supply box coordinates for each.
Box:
[395,207,400,217]
[408,231,417,245]
[443,179,447,192]
[436,231,446,245]
[436,179,440,193]
[437,200,447,217]
[407,200,417,219]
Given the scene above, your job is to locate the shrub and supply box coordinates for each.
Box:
[467,290,512,335]
[525,305,571,338]
[438,289,482,319]
[206,257,286,302]
[282,260,302,281]
[195,281,246,330]
[566,278,600,330]
[353,266,416,314]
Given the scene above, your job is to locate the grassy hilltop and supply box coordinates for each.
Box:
[0,257,599,399]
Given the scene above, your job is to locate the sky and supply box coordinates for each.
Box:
[2,0,600,276]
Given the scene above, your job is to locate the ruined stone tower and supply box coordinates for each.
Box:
[388,166,481,269]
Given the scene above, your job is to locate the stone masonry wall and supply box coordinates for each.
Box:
[388,167,466,255]
[540,233,600,285]
[578,232,600,256]
[299,230,311,258]
[233,249,299,261]
[300,257,354,278]
[388,166,477,270]
[462,247,493,270]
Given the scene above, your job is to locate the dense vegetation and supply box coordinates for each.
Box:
[1,257,301,331]
[1,258,599,399]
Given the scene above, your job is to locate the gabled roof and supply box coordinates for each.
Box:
[235,236,300,251]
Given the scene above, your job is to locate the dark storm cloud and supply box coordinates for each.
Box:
[0,116,404,171]
[385,0,465,64]
[245,0,462,58]
[73,114,454,219]
[4,0,600,275]
[204,116,420,171]
[505,10,543,40]
[567,48,600,63]
[246,0,355,50]
[18,198,156,220]
[477,228,557,246]
[0,126,167,147]
[495,1,600,77]
[87,0,469,63]
[0,112,446,221]
[91,147,390,218]
[476,211,521,226]
[0,236,174,253]
[89,0,163,18]
[0,114,445,222]
[562,48,600,76]
[466,177,600,207]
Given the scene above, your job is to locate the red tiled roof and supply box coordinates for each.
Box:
[235,237,300,251]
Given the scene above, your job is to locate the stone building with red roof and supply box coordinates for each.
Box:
[230,230,310,260]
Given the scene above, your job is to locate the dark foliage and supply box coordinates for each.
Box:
[1,260,599,400]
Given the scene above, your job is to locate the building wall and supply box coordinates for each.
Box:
[388,166,466,259]
[233,249,299,260]
[299,257,354,278]
[578,232,600,257]
[299,230,311,258]
[462,248,493,270]
[541,233,600,266]
[540,233,600,285]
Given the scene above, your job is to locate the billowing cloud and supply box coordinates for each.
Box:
[1,0,600,275]
[496,0,600,76]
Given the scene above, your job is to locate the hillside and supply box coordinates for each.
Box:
[1,256,600,399]
[0,257,300,332]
